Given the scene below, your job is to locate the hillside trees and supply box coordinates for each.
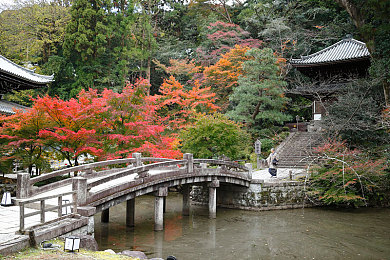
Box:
[0,0,70,64]
[333,0,390,106]
[237,0,355,59]
[196,20,262,66]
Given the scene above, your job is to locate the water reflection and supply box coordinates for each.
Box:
[94,193,390,259]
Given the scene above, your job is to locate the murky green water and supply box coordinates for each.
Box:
[94,193,390,260]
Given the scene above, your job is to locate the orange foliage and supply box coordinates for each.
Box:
[203,45,251,110]
[156,59,201,77]
[156,76,219,131]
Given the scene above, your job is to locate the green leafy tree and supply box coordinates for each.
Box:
[63,0,112,93]
[227,48,290,128]
[180,113,250,160]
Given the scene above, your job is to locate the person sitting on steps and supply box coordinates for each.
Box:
[266,148,278,178]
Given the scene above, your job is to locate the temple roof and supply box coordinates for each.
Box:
[291,38,370,67]
[0,99,28,115]
[0,55,53,93]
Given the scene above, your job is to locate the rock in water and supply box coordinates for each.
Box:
[119,250,148,259]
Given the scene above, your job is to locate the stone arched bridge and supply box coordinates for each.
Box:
[16,153,252,232]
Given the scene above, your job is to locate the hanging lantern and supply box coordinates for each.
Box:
[1,191,12,206]
[64,236,81,252]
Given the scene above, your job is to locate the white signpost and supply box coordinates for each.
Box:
[254,140,262,169]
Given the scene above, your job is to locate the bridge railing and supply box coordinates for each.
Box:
[193,159,249,172]
[16,153,179,199]
[83,154,252,206]
[16,191,77,232]
[87,159,188,190]
[16,153,251,202]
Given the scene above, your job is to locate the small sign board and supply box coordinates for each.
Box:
[254,139,261,154]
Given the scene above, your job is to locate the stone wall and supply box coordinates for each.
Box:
[191,180,312,211]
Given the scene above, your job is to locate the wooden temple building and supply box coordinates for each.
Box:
[289,36,371,130]
[0,55,53,115]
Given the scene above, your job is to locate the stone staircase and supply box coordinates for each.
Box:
[275,132,325,168]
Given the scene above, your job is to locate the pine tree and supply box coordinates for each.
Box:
[227,48,290,128]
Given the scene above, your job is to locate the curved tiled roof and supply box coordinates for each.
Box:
[0,55,53,84]
[0,99,28,115]
[291,38,370,66]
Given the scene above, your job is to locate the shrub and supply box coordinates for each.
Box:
[309,140,388,207]
[179,113,250,160]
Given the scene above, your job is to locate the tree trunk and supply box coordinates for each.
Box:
[28,165,33,177]
[146,56,151,95]
[251,100,261,124]
[334,0,364,28]
[384,80,390,107]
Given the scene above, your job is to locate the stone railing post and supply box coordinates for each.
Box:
[72,177,87,206]
[84,168,93,175]
[132,152,142,167]
[245,163,253,179]
[16,172,30,199]
[183,153,193,174]
[133,152,149,178]
[221,156,227,171]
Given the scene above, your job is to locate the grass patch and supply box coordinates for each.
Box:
[1,239,137,260]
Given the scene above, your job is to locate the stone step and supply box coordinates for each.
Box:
[276,132,325,168]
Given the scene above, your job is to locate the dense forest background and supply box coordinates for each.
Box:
[1,0,389,206]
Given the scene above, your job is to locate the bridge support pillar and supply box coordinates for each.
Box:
[182,184,191,216]
[209,179,220,219]
[126,198,135,227]
[101,208,109,223]
[154,187,168,231]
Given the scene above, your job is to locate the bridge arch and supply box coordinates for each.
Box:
[16,153,252,232]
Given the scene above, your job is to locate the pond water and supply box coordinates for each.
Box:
[94,193,390,260]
